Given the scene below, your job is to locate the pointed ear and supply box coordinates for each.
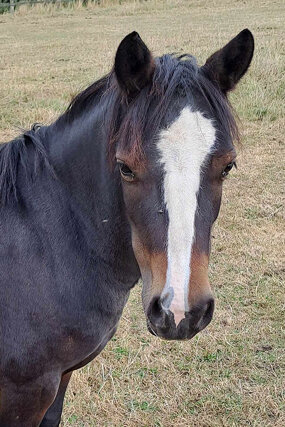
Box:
[202,29,254,93]
[114,31,155,97]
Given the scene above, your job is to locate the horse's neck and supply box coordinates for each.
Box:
[46,105,140,288]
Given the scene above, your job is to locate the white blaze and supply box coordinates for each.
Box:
[157,107,216,327]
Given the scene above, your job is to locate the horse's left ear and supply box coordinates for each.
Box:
[114,31,155,97]
[202,29,254,93]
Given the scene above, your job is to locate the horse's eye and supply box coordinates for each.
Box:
[118,162,135,182]
[221,161,236,179]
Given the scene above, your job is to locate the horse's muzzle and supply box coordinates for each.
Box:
[146,296,214,340]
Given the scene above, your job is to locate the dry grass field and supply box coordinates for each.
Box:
[0,0,284,425]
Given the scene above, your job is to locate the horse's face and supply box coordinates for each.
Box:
[114,31,254,340]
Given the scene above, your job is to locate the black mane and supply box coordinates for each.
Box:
[0,129,52,205]
[64,74,111,121]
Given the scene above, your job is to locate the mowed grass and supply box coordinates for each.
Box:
[0,0,284,425]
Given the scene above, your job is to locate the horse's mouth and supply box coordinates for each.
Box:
[146,318,199,341]
[146,299,214,341]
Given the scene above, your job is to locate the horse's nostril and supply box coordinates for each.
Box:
[147,296,171,330]
[148,297,163,322]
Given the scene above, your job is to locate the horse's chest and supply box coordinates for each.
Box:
[47,280,129,371]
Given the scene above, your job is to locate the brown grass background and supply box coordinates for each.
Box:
[0,0,284,425]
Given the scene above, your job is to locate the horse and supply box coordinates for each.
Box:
[0,29,254,426]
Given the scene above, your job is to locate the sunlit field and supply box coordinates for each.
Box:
[0,0,284,425]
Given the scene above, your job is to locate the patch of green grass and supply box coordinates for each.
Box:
[127,399,158,413]
[113,346,129,359]
[67,414,78,424]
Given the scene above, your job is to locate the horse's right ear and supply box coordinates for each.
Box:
[114,32,155,98]
[202,29,254,93]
